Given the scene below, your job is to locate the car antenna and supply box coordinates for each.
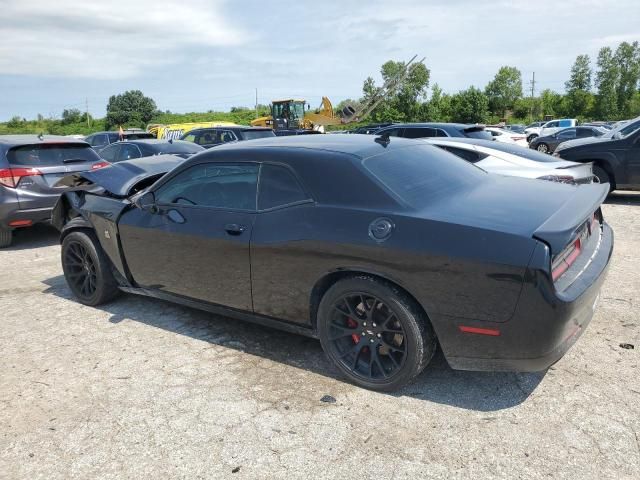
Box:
[375,132,391,147]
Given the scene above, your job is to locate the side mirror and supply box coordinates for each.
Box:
[134,191,157,213]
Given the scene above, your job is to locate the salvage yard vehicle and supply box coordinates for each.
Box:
[98,139,204,163]
[147,122,239,140]
[53,135,613,391]
[553,116,640,191]
[180,126,275,148]
[85,130,155,151]
[0,135,102,248]
[374,123,493,140]
[423,137,594,184]
[529,126,606,154]
[484,127,528,147]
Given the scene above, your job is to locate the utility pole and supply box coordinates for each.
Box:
[255,88,258,116]
[85,98,90,128]
[529,72,536,123]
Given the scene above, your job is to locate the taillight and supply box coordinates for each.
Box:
[91,161,111,170]
[0,167,42,188]
[537,175,576,184]
[551,237,582,281]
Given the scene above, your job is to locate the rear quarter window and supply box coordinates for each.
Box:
[362,144,485,208]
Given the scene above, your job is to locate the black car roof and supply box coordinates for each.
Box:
[188,126,273,132]
[207,133,425,159]
[0,134,89,147]
[377,122,481,130]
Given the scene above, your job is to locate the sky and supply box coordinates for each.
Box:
[0,0,639,121]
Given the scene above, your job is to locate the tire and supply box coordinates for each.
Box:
[536,143,549,154]
[317,275,436,391]
[61,230,120,306]
[593,165,614,193]
[0,228,12,248]
[527,134,538,143]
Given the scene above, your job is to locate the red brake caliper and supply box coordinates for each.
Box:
[347,318,360,344]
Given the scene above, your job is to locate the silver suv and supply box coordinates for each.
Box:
[0,135,101,247]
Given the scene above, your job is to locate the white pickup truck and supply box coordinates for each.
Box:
[525,119,577,143]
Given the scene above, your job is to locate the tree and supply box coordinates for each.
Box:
[61,108,83,125]
[450,87,489,123]
[594,47,619,120]
[105,90,157,129]
[564,54,594,118]
[421,84,451,122]
[485,66,523,118]
[362,60,430,122]
[614,41,640,117]
[540,89,565,117]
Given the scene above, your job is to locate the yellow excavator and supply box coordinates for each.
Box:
[251,55,425,134]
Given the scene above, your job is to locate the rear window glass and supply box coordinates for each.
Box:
[7,144,100,166]
[362,144,485,208]
[241,130,275,141]
[463,128,493,140]
[155,142,205,154]
[258,164,309,209]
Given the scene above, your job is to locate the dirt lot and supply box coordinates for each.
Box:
[0,193,638,480]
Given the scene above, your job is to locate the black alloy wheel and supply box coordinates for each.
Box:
[61,231,120,306]
[318,276,436,391]
[328,292,408,380]
[64,240,98,298]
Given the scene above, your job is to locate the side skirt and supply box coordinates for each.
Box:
[118,286,318,339]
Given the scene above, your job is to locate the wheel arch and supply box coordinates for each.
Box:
[582,157,618,189]
[309,268,431,333]
[60,216,94,242]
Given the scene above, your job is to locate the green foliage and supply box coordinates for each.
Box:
[594,47,619,119]
[614,41,640,118]
[105,90,158,129]
[449,87,489,124]
[362,60,430,122]
[485,66,523,118]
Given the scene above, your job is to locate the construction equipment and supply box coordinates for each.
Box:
[147,121,239,140]
[251,55,426,133]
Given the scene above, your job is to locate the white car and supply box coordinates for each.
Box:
[423,137,593,184]
[484,127,528,147]
[525,119,577,142]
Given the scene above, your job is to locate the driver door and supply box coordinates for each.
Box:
[117,162,259,311]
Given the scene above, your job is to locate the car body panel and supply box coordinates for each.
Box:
[53,135,613,372]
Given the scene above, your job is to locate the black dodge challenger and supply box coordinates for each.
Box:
[52,135,613,391]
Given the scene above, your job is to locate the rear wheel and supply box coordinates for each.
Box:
[593,165,614,192]
[0,228,12,248]
[317,276,436,391]
[536,143,549,154]
[61,231,120,306]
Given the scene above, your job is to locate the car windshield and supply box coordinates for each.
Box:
[362,144,485,208]
[7,143,100,166]
[241,130,275,140]
[604,117,640,139]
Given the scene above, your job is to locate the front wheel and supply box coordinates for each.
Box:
[61,231,120,306]
[593,165,614,193]
[527,134,538,143]
[317,276,436,391]
[536,143,549,153]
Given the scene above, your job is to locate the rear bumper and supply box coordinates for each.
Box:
[444,222,613,372]
[0,203,53,229]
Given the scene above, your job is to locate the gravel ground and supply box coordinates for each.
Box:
[0,192,638,480]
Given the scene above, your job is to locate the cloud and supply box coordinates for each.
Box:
[0,0,247,79]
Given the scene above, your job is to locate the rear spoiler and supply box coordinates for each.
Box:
[533,183,608,253]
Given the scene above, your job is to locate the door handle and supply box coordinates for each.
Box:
[225,223,246,235]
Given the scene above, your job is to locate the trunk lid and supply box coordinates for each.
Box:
[422,175,607,254]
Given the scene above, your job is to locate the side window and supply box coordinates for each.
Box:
[119,144,141,161]
[92,134,108,148]
[439,146,481,163]
[559,119,572,128]
[100,144,119,162]
[435,129,449,137]
[183,133,196,143]
[576,128,592,138]
[108,133,119,144]
[258,164,309,210]
[403,127,436,139]
[220,130,237,143]
[198,130,218,145]
[156,163,259,210]
[557,128,576,139]
[546,121,559,129]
